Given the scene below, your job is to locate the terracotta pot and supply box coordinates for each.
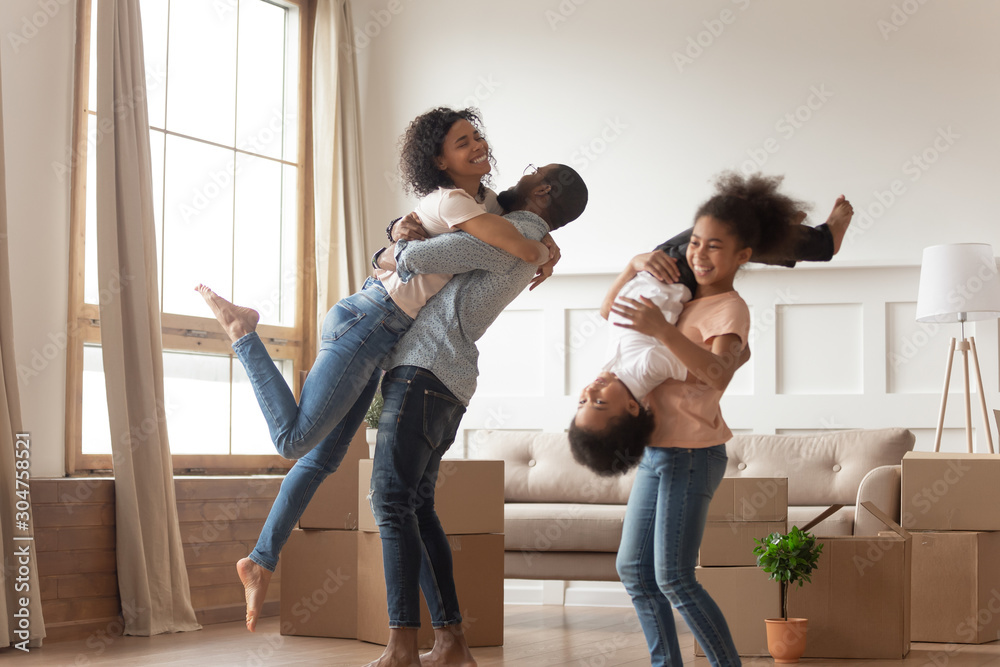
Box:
[764,618,808,663]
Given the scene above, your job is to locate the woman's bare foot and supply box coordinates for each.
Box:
[420,627,477,667]
[825,195,854,255]
[236,557,272,633]
[195,284,259,343]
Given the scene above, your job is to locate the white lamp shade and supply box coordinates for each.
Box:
[916,243,1000,323]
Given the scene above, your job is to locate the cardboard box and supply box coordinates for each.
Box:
[357,531,504,648]
[358,459,504,535]
[707,477,788,522]
[280,529,358,639]
[787,502,911,659]
[700,520,786,567]
[694,566,780,657]
[901,451,1000,531]
[298,424,368,530]
[911,530,1000,643]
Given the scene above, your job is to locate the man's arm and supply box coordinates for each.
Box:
[392,221,544,282]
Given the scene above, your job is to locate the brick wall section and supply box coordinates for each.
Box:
[32,476,283,643]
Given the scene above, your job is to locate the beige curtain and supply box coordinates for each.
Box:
[0,56,45,651]
[95,0,200,636]
[313,0,370,315]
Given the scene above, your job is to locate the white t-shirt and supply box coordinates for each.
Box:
[603,272,692,401]
[376,187,502,318]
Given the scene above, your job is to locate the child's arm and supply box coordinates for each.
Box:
[456,213,550,265]
[599,251,681,320]
[610,295,746,391]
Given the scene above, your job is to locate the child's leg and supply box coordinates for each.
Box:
[233,277,411,459]
[617,450,680,666]
[652,445,739,666]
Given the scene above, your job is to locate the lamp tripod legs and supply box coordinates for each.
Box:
[934,338,956,453]
[934,336,995,454]
[969,337,995,454]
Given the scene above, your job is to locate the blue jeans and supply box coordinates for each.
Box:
[248,370,378,571]
[368,366,467,629]
[232,277,412,460]
[616,445,739,667]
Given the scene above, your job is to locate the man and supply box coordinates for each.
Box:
[365,163,588,667]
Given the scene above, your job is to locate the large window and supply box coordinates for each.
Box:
[67,0,314,473]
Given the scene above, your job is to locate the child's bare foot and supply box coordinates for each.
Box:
[825,195,853,255]
[236,557,272,633]
[791,210,807,225]
[196,284,259,343]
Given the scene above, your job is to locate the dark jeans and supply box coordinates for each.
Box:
[368,366,467,628]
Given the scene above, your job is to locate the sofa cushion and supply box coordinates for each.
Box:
[477,431,635,504]
[504,503,626,552]
[788,505,855,537]
[725,428,915,506]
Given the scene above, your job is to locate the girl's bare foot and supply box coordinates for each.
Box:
[825,195,854,255]
[236,557,272,633]
[195,284,259,343]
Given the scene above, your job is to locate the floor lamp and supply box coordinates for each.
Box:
[915,243,1000,453]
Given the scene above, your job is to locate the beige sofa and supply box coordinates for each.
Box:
[476,427,916,581]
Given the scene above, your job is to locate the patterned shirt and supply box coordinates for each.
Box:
[382,210,549,405]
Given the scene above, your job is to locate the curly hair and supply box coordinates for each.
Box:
[397,107,496,198]
[567,408,655,477]
[695,172,811,258]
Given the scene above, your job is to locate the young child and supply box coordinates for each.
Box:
[568,181,853,476]
[197,107,553,461]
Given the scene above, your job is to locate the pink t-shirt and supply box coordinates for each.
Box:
[645,290,750,449]
[376,187,501,318]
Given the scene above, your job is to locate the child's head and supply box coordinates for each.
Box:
[398,107,496,197]
[568,372,654,476]
[688,172,810,290]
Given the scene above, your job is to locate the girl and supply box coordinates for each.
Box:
[197,107,555,632]
[569,194,853,476]
[609,172,813,666]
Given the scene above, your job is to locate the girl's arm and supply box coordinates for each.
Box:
[599,251,681,320]
[456,213,550,265]
[610,295,747,391]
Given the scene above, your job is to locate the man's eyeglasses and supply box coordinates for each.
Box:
[523,164,538,176]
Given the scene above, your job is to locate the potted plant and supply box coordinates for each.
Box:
[752,525,824,663]
[364,386,383,457]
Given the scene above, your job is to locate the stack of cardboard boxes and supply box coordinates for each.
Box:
[280,426,506,649]
[694,477,787,657]
[902,452,1000,644]
[788,501,912,660]
[694,480,913,660]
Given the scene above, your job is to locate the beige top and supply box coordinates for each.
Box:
[375,187,501,318]
[645,290,750,449]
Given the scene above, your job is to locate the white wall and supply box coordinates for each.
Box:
[348,0,1000,449]
[2,0,75,477]
[351,0,1000,271]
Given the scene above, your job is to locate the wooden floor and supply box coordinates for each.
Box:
[5,605,1000,666]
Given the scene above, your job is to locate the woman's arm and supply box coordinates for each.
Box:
[599,251,681,320]
[456,213,550,265]
[610,295,747,391]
